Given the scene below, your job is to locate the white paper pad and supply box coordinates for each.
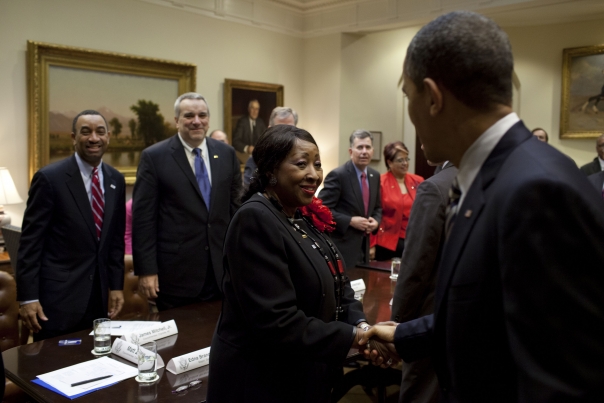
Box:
[36,356,138,397]
[166,347,210,375]
[88,321,159,336]
[110,338,165,369]
[121,320,178,345]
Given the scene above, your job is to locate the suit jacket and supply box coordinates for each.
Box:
[208,194,365,403]
[371,171,424,250]
[243,155,256,186]
[588,170,604,196]
[394,122,604,402]
[319,160,382,269]
[16,155,125,332]
[132,135,241,296]
[391,163,457,403]
[579,157,601,176]
[232,115,267,153]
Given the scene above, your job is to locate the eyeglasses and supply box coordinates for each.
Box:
[393,157,411,164]
[172,379,203,394]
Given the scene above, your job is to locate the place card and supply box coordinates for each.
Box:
[110,338,165,369]
[350,278,366,300]
[166,347,210,375]
[121,320,178,345]
[166,364,209,387]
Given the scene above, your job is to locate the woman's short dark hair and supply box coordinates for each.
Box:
[242,125,317,203]
[383,141,408,170]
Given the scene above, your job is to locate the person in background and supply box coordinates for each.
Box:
[370,141,423,261]
[208,125,394,402]
[16,109,125,341]
[531,127,548,142]
[243,106,298,186]
[209,129,229,144]
[579,133,604,175]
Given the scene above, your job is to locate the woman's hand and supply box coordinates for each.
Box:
[358,321,400,367]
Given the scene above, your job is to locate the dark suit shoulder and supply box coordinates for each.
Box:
[140,134,179,156]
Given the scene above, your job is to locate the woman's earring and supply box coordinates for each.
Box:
[269,176,277,186]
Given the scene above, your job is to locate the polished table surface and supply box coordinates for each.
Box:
[2,266,395,402]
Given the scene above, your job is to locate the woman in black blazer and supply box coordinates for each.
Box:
[208,126,378,402]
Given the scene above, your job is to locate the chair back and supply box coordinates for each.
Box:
[1,225,21,263]
[0,271,20,352]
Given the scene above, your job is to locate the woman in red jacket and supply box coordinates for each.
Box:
[370,141,424,261]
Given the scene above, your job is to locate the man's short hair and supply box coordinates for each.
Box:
[174,92,209,118]
[349,129,374,147]
[404,11,513,111]
[531,127,549,142]
[72,110,108,133]
[269,107,298,126]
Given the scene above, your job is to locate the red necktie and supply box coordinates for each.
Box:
[91,167,104,240]
[361,172,369,216]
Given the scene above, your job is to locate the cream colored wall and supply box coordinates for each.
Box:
[0,0,304,225]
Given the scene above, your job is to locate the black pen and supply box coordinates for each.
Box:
[71,375,113,387]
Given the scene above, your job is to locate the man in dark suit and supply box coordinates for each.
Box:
[319,130,381,269]
[133,93,241,311]
[391,160,457,403]
[232,99,267,156]
[362,11,604,402]
[16,110,125,341]
[579,133,604,175]
[588,170,604,198]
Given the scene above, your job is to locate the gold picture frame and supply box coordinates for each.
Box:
[223,79,284,164]
[560,44,604,139]
[27,41,196,184]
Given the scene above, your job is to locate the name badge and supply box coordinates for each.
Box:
[111,338,165,369]
[121,320,178,345]
[166,347,211,375]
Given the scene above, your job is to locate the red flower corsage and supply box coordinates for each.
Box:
[300,196,336,233]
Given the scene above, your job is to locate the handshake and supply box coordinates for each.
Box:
[354,321,400,368]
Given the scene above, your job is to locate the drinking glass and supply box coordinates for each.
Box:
[137,341,158,382]
[93,318,111,355]
[390,258,401,280]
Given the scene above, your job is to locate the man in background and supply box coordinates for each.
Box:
[209,129,229,144]
[531,127,548,142]
[232,99,267,156]
[319,130,381,269]
[243,106,298,185]
[133,93,241,310]
[579,133,604,175]
[17,110,125,341]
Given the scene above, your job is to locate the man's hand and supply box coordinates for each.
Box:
[359,321,398,344]
[108,290,124,319]
[350,216,370,231]
[367,217,379,233]
[138,274,160,298]
[366,339,401,368]
[19,301,48,333]
[248,145,255,154]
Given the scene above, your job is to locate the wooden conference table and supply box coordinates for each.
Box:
[2,265,395,403]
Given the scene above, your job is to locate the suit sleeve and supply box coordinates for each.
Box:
[393,314,434,362]
[500,180,604,399]
[319,170,351,235]
[229,148,242,216]
[225,204,356,364]
[232,118,247,153]
[107,175,126,290]
[15,171,55,301]
[132,151,160,276]
[371,176,382,231]
[243,156,254,186]
[392,180,445,322]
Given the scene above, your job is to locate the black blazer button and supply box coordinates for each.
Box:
[89,275,94,280]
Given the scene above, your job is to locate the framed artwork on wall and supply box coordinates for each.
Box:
[27,41,196,184]
[370,131,382,161]
[560,44,604,139]
[223,79,284,164]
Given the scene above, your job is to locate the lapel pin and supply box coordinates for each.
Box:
[213,155,218,158]
[110,184,116,189]
[464,210,472,218]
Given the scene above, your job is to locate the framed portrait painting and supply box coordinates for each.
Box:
[560,44,604,139]
[27,41,196,184]
[223,79,284,164]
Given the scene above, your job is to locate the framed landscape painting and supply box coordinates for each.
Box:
[27,41,196,184]
[560,44,604,139]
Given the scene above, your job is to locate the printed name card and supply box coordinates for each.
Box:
[121,320,178,345]
[350,278,366,300]
[166,347,210,375]
[111,338,165,369]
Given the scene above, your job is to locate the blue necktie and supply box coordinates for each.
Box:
[193,148,211,210]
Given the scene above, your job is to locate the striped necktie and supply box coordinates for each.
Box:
[91,167,104,240]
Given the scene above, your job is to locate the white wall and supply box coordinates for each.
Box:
[0,0,304,225]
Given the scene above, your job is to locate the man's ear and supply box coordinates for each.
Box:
[424,78,443,117]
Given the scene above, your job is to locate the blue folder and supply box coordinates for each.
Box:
[32,378,119,400]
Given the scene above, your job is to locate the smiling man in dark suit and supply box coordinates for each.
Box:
[362,11,604,402]
[16,110,125,341]
[319,130,381,269]
[133,93,241,310]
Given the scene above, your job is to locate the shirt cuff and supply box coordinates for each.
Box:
[20,299,39,306]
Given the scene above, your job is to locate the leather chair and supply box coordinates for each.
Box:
[115,255,149,320]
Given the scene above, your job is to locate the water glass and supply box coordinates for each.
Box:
[93,318,111,354]
[390,258,401,280]
[137,341,158,382]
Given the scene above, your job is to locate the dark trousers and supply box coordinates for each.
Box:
[156,269,221,311]
[375,238,405,261]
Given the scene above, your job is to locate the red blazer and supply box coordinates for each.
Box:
[371,171,424,251]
